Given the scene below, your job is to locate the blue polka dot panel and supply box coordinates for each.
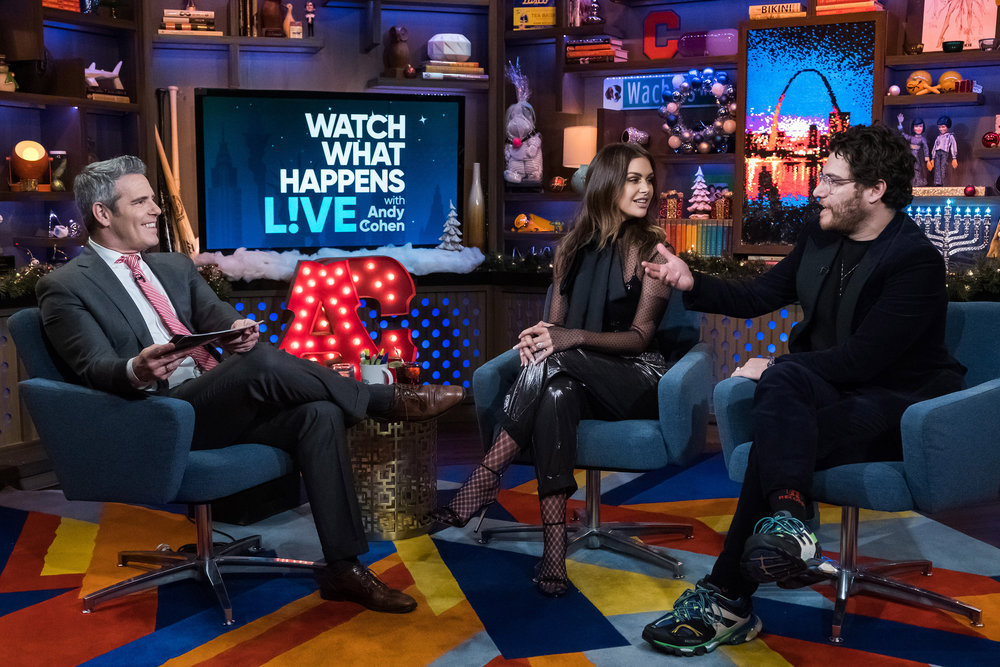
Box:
[228,287,485,390]
[696,305,802,386]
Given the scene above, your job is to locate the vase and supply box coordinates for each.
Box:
[706,29,739,56]
[466,162,485,250]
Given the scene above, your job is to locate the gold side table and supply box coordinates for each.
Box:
[347,418,437,541]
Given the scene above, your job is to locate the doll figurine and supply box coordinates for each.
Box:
[503,61,543,185]
[929,115,958,186]
[897,113,929,187]
[304,2,315,37]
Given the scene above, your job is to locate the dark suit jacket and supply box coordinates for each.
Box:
[36,248,238,397]
[685,212,965,400]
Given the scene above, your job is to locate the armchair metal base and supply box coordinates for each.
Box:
[807,506,983,643]
[477,470,693,579]
[82,503,324,625]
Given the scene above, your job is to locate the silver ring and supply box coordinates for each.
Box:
[536,342,544,350]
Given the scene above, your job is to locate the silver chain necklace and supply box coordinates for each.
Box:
[839,260,860,297]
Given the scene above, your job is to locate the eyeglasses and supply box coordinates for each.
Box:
[817,172,856,188]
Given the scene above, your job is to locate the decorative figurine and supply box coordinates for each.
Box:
[905,70,940,95]
[929,115,958,186]
[283,3,295,37]
[897,113,930,187]
[582,0,605,25]
[258,0,285,37]
[503,60,542,185]
[304,2,315,38]
[0,54,17,92]
[383,25,411,78]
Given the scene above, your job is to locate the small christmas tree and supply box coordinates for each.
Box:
[687,167,712,219]
[437,200,464,251]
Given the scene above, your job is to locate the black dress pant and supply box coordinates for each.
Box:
[169,344,371,562]
[501,348,667,498]
[709,361,914,597]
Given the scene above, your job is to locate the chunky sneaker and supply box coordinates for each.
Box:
[741,510,822,584]
[777,555,839,589]
[642,579,763,657]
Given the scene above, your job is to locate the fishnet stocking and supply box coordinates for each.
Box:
[537,492,569,596]
[446,430,519,522]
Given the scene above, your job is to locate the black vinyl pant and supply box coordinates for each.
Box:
[709,361,912,597]
[501,348,667,498]
[169,344,371,563]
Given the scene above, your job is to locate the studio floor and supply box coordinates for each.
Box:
[1,407,999,666]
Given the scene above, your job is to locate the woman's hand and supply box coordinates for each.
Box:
[515,321,554,365]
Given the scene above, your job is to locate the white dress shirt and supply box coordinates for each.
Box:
[88,240,200,388]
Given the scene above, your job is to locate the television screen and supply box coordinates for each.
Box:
[194,88,464,252]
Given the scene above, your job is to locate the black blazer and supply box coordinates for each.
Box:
[36,248,238,396]
[685,212,965,400]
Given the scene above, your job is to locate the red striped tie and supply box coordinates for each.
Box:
[117,254,218,372]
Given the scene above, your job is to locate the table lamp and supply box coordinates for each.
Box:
[9,140,50,192]
[562,125,597,193]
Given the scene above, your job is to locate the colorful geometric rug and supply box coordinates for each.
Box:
[1,453,999,666]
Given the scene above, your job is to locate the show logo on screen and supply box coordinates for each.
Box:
[195,89,464,252]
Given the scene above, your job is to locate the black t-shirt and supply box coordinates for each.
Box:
[806,237,873,351]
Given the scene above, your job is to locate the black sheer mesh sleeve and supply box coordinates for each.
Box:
[547,248,672,355]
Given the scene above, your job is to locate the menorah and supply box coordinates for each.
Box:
[909,202,994,272]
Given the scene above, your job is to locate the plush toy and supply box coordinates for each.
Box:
[503,61,542,185]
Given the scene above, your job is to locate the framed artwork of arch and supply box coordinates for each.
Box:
[735,14,885,253]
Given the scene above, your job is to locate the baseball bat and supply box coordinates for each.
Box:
[155,125,198,256]
[168,85,180,193]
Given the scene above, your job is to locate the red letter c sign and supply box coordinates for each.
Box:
[643,11,680,60]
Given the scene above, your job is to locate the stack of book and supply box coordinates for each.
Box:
[158,8,222,36]
[816,0,883,15]
[42,0,80,11]
[238,1,259,37]
[658,219,733,257]
[421,61,488,82]
[565,37,627,65]
[748,3,806,19]
[87,88,130,104]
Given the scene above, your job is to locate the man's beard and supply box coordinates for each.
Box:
[823,191,865,236]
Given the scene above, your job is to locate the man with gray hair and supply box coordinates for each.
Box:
[36,155,464,614]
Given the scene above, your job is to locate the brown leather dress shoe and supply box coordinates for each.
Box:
[317,563,417,613]
[371,384,465,422]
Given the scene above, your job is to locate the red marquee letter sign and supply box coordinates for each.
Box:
[279,257,417,374]
[643,11,680,60]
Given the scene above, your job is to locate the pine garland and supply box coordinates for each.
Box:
[5,255,1000,302]
[0,263,54,300]
[946,257,1000,302]
[0,262,232,302]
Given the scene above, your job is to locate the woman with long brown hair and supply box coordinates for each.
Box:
[431,142,675,596]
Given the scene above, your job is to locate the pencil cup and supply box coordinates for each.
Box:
[360,363,394,385]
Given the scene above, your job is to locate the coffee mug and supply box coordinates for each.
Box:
[360,363,394,385]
